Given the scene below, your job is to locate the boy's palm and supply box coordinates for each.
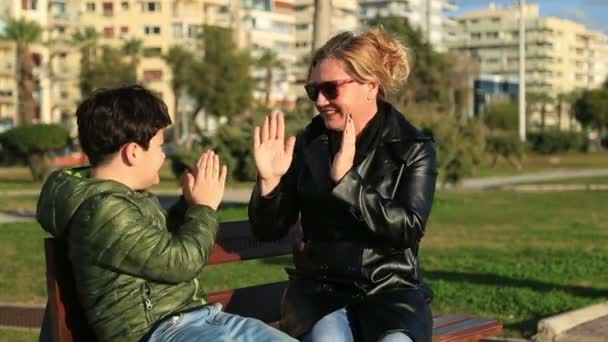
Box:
[183,151,227,210]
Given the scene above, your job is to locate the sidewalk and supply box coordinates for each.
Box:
[2,168,608,224]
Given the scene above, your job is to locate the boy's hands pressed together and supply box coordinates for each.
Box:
[182,150,227,210]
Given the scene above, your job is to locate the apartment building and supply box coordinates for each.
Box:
[359,0,458,52]
[235,0,298,107]
[449,3,608,96]
[1,0,81,127]
[293,0,359,97]
[78,0,231,120]
[0,41,17,127]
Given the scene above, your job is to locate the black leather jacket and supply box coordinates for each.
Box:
[249,102,437,342]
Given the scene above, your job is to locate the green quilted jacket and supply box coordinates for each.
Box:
[37,168,218,341]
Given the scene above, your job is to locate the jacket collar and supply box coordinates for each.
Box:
[301,102,431,188]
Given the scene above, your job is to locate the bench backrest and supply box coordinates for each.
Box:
[44,220,502,342]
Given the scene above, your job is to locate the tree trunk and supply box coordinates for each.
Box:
[312,0,331,51]
[27,153,50,182]
[265,68,273,107]
[173,87,181,143]
[17,44,37,125]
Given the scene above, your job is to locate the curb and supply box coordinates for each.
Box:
[536,302,608,342]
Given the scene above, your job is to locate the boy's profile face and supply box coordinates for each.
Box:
[135,129,166,189]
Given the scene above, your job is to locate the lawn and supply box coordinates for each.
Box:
[475,151,608,177]
[0,163,254,192]
[515,176,608,185]
[1,191,606,338]
[0,328,38,342]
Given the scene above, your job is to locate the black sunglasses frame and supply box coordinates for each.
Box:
[304,79,357,101]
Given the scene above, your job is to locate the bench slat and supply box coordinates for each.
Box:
[432,314,470,329]
[207,221,298,265]
[432,318,503,342]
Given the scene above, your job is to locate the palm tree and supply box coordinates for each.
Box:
[122,38,143,69]
[71,27,100,97]
[164,45,194,142]
[1,18,43,125]
[526,91,552,130]
[256,49,284,107]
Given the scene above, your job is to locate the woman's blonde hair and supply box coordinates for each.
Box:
[307,28,410,100]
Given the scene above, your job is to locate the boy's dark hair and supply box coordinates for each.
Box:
[76,85,171,166]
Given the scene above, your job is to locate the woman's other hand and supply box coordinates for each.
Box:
[331,114,356,183]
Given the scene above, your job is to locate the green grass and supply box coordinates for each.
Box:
[422,191,608,337]
[1,191,607,338]
[0,328,38,342]
[0,195,38,213]
[515,176,608,185]
[476,151,608,177]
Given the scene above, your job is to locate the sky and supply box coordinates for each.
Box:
[452,0,608,34]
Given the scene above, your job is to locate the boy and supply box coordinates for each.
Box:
[37,86,295,341]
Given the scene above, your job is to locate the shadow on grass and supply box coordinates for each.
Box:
[425,270,608,336]
[425,270,607,299]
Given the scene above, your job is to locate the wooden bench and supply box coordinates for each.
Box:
[42,220,502,341]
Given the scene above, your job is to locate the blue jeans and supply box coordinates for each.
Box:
[301,308,413,342]
[148,303,296,342]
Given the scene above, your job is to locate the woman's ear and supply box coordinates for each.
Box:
[367,81,380,100]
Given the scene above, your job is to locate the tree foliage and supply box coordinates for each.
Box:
[0,124,69,181]
[85,46,138,94]
[188,26,254,124]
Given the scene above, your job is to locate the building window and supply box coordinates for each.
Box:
[471,33,481,40]
[144,26,161,35]
[102,2,113,16]
[103,27,114,38]
[121,1,129,10]
[172,23,183,39]
[187,25,201,38]
[272,21,290,34]
[143,1,161,12]
[120,26,129,37]
[86,2,95,12]
[296,23,309,31]
[143,69,163,82]
[22,0,38,10]
[486,32,499,39]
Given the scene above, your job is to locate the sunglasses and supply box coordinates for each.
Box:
[304,79,357,101]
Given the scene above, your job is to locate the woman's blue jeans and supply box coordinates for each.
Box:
[301,308,413,342]
[148,303,296,341]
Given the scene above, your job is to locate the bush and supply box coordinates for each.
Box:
[0,124,69,181]
[170,105,315,184]
[527,130,589,154]
[484,101,518,132]
[406,105,486,186]
[486,131,525,168]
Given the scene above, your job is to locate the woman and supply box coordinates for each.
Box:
[249,29,437,342]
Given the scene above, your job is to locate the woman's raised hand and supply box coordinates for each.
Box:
[253,111,296,196]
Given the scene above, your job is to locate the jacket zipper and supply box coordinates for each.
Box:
[141,283,153,324]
